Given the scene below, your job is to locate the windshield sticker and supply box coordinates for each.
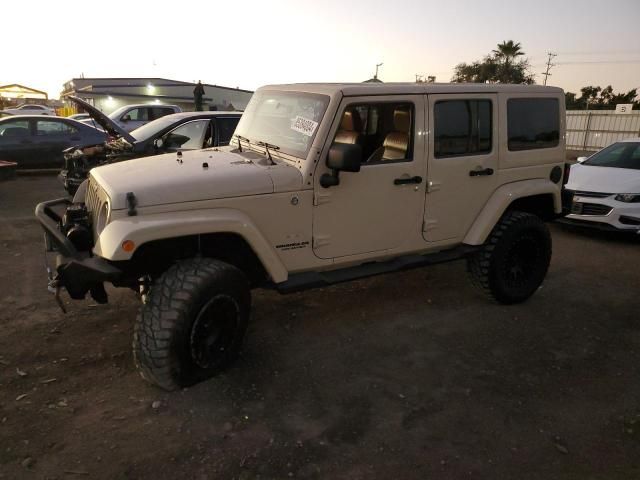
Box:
[291,116,318,137]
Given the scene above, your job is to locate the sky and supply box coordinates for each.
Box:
[3,0,639,99]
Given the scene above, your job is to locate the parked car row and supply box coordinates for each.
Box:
[0,97,239,176]
[79,103,182,132]
[0,104,56,116]
[60,96,241,194]
[0,115,107,168]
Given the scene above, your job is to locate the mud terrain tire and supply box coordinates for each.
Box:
[468,210,551,304]
[133,258,250,390]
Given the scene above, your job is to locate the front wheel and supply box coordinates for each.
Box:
[467,210,551,304]
[133,258,250,390]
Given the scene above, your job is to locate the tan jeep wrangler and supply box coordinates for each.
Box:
[36,83,566,390]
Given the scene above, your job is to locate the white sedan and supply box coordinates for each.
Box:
[564,138,640,232]
[1,104,56,115]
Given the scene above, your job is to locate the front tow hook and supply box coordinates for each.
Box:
[47,272,67,314]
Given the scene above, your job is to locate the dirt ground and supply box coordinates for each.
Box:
[1,175,640,480]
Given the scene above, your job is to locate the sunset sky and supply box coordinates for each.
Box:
[3,0,639,98]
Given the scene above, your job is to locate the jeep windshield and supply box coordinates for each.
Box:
[233,91,329,159]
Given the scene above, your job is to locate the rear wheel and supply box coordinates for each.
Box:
[468,210,551,304]
[133,257,250,390]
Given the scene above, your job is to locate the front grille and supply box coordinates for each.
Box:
[85,178,102,216]
[571,202,613,216]
[84,177,108,237]
[573,190,612,198]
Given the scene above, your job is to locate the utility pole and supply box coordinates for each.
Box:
[542,52,557,86]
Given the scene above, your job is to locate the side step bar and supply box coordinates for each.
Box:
[274,246,478,294]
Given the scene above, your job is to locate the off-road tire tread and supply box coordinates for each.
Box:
[133,257,249,391]
[467,210,551,304]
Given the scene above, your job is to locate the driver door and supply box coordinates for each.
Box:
[312,96,427,259]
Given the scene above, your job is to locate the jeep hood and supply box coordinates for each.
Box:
[91,149,303,210]
[67,96,135,143]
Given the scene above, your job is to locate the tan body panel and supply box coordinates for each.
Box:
[463,178,562,245]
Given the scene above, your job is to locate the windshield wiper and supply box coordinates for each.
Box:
[234,134,251,152]
[256,141,280,165]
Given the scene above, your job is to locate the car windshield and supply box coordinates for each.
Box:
[130,115,180,142]
[583,142,640,170]
[234,91,329,159]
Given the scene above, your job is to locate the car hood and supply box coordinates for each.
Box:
[566,163,640,194]
[91,149,303,210]
[67,96,135,143]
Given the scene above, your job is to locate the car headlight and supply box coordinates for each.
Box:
[95,201,111,235]
[614,194,640,203]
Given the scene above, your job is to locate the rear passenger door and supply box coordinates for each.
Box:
[34,119,81,168]
[423,94,499,242]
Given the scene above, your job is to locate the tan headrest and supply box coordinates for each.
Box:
[340,109,362,132]
[393,109,411,133]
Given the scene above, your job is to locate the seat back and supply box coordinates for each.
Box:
[382,109,411,160]
[334,109,363,145]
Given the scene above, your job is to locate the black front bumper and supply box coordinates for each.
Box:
[35,198,122,300]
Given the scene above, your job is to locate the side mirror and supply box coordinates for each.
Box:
[121,116,130,122]
[576,156,587,163]
[320,143,362,188]
[154,138,164,149]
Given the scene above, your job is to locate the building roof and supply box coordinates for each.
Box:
[0,84,48,99]
[64,77,253,94]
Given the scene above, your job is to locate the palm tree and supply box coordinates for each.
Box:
[492,40,525,66]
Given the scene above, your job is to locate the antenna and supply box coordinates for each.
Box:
[542,52,557,86]
[375,62,383,80]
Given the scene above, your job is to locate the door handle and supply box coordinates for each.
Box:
[394,176,423,185]
[469,168,494,177]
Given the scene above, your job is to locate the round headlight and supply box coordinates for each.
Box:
[95,202,110,235]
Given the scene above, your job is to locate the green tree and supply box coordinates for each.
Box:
[564,85,638,110]
[492,40,525,66]
[452,40,534,84]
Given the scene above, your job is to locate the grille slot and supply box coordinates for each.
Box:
[85,180,100,215]
[574,191,612,198]
[572,202,612,216]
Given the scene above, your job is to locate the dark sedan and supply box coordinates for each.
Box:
[0,116,107,169]
[60,96,242,194]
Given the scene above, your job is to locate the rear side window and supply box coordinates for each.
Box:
[150,107,174,120]
[0,120,30,137]
[434,100,492,158]
[507,98,559,151]
[36,120,77,135]
[216,117,240,146]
